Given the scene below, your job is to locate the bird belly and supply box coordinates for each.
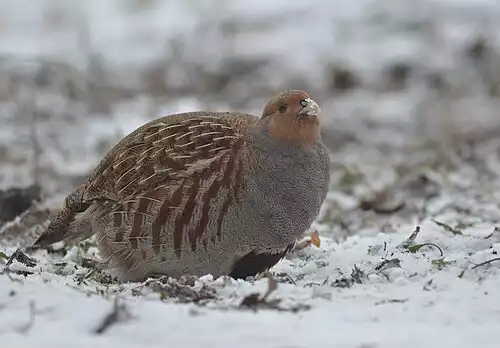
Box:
[93,190,251,281]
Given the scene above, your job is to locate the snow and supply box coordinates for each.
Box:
[2,219,500,347]
[2,0,500,347]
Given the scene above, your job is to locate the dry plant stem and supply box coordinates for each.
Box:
[432,219,463,235]
[94,297,130,335]
[408,243,444,256]
[15,301,36,334]
[471,257,500,270]
[400,226,421,249]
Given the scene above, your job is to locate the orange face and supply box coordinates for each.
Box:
[262,90,322,146]
[262,90,321,119]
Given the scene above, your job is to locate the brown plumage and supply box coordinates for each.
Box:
[34,90,331,281]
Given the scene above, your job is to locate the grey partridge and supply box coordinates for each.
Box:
[34,90,331,281]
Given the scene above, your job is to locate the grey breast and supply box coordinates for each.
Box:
[236,140,330,249]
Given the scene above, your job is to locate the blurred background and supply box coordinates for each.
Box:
[1,0,500,241]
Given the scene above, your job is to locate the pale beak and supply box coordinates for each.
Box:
[299,98,321,117]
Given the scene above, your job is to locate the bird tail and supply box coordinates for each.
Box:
[33,186,94,247]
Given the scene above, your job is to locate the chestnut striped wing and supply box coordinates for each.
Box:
[91,115,249,258]
[86,115,248,199]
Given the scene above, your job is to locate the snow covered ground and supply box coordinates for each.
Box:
[1,0,500,347]
[2,216,500,347]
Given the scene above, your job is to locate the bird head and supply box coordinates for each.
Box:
[260,90,322,146]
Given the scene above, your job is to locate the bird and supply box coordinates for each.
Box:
[33,90,331,282]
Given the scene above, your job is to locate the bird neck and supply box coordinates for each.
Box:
[266,115,320,146]
[246,118,321,159]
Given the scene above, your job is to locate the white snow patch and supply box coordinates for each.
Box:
[1,220,500,347]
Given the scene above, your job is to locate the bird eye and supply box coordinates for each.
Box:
[278,104,287,113]
[300,99,308,107]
